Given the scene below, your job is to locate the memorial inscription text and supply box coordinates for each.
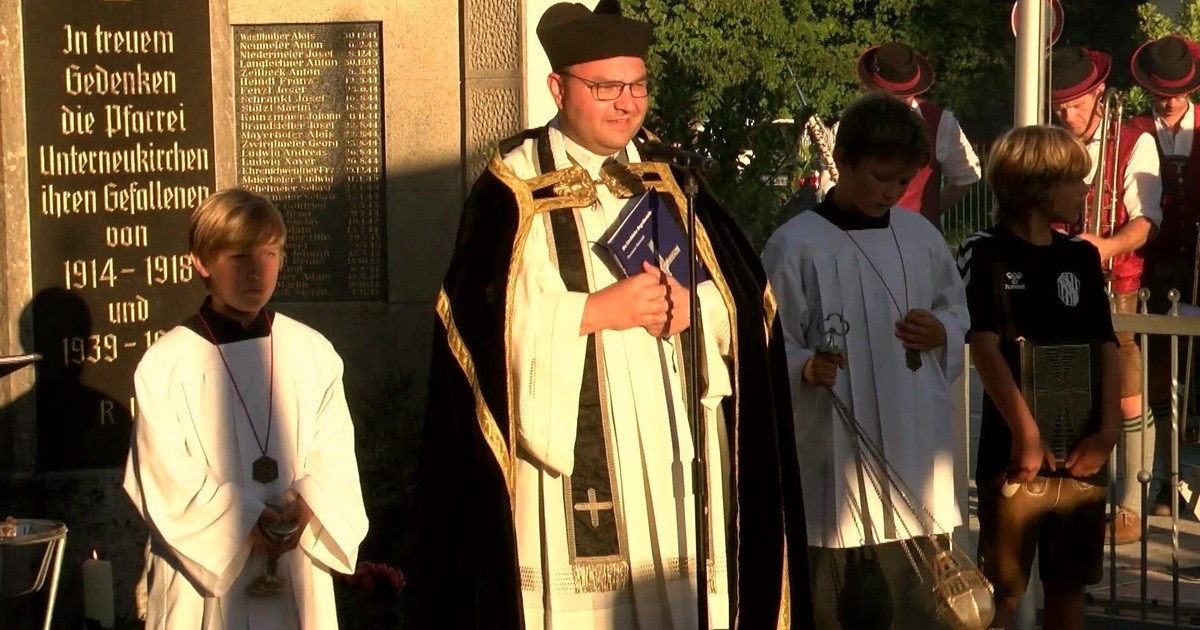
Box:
[234,23,386,301]
[22,0,215,469]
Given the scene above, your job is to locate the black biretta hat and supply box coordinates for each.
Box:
[536,0,652,69]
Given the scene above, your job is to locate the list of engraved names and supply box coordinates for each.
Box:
[234,23,385,301]
[22,0,215,470]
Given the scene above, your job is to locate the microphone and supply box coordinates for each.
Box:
[636,139,719,174]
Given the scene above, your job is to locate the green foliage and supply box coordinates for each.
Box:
[1138,2,1181,40]
[1137,0,1200,43]
[618,0,1014,248]
[1183,0,1200,36]
[1125,85,1153,121]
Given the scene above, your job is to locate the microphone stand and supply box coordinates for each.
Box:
[682,168,708,629]
[637,135,716,626]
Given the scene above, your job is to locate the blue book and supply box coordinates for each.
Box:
[596,190,710,288]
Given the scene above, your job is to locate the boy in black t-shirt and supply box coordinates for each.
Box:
[957,126,1120,630]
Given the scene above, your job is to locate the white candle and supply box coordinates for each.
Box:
[83,549,114,629]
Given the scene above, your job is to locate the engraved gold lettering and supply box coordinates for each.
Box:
[65,63,178,96]
[92,26,174,54]
[60,104,95,135]
[104,103,187,138]
[235,25,383,299]
[105,225,149,248]
[63,24,87,55]
[102,180,211,214]
[39,143,210,176]
[107,295,150,324]
[41,183,98,217]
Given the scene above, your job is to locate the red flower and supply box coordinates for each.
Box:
[339,559,406,594]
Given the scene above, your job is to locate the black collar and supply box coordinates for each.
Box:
[814,187,891,230]
[183,298,273,345]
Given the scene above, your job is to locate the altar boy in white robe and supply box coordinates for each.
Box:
[123,188,369,629]
[764,92,970,628]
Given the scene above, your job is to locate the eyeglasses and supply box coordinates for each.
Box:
[560,71,650,101]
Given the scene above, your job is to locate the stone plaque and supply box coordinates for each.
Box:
[234,23,386,302]
[21,0,214,470]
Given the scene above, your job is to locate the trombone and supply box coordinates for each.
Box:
[1087,88,1124,293]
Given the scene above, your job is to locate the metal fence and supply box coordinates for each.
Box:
[1102,305,1200,627]
[939,143,993,249]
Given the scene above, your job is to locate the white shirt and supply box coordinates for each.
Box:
[926,104,982,187]
[1154,99,1195,157]
[1083,128,1163,227]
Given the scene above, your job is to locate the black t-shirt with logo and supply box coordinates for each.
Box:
[956,224,1117,480]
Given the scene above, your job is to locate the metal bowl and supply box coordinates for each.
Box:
[0,519,68,598]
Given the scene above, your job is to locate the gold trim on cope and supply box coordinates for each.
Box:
[517,556,729,595]
[487,152,634,504]
[435,289,513,498]
[764,283,779,343]
[599,162,647,198]
[488,154,532,504]
[777,534,791,629]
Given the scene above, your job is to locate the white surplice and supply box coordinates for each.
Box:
[506,121,735,629]
[123,313,369,629]
[762,208,969,548]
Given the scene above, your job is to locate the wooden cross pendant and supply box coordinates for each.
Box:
[252,455,279,484]
[905,348,922,372]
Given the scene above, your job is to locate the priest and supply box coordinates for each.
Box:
[413,1,812,628]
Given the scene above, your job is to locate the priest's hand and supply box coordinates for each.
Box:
[1064,429,1118,479]
[581,264,671,335]
[895,309,946,351]
[802,351,845,388]
[1009,429,1055,483]
[644,264,690,338]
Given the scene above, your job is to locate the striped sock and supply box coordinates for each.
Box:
[1120,410,1156,510]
